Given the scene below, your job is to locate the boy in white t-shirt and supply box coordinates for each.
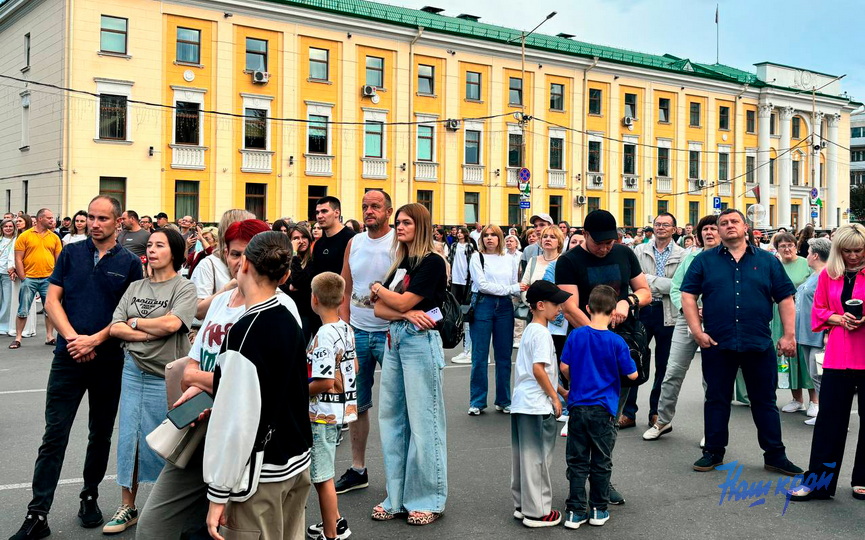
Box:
[510,280,572,528]
[307,272,358,540]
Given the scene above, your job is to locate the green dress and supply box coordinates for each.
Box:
[771,257,812,390]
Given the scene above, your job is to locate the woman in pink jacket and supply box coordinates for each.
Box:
[790,224,865,502]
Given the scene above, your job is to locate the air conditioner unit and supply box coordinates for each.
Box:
[626,177,637,187]
[575,195,587,206]
[361,84,377,97]
[445,119,461,131]
[697,179,707,188]
[623,116,634,127]
[592,175,603,185]
[252,71,270,84]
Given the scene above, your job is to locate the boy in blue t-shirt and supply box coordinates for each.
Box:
[560,285,637,529]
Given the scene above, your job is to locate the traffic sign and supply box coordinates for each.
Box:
[519,200,531,209]
[810,187,819,200]
[519,167,531,182]
[713,197,721,210]
[811,211,819,219]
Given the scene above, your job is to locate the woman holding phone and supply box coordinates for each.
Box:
[370,203,447,525]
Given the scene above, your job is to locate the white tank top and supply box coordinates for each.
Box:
[348,229,395,332]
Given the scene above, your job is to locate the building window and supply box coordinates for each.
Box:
[364,122,383,158]
[24,33,30,68]
[307,185,327,221]
[549,196,562,223]
[175,102,200,145]
[508,133,522,167]
[418,64,434,95]
[509,77,523,106]
[657,200,669,216]
[688,150,700,179]
[792,159,800,186]
[308,115,328,154]
[718,153,728,181]
[99,95,127,140]
[688,201,700,226]
[20,93,30,149]
[550,83,564,111]
[746,110,756,133]
[466,71,481,100]
[588,197,600,214]
[769,158,776,184]
[689,102,701,127]
[791,204,799,230]
[22,180,28,213]
[176,27,200,64]
[853,127,864,138]
[792,117,801,139]
[174,180,199,220]
[658,98,670,123]
[624,93,637,118]
[464,192,479,224]
[245,183,267,220]
[244,108,267,149]
[245,38,267,71]
[417,190,433,213]
[309,47,329,81]
[623,199,635,227]
[588,141,601,173]
[465,130,480,164]
[588,88,602,115]
[719,106,730,130]
[99,176,126,209]
[549,137,564,170]
[623,144,636,175]
[746,155,756,183]
[657,147,669,177]
[770,113,777,135]
[417,125,434,161]
[366,56,384,88]
[100,15,127,54]
[507,194,520,226]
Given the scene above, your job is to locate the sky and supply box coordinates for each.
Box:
[403,0,865,108]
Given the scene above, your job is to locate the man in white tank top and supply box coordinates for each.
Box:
[335,189,395,494]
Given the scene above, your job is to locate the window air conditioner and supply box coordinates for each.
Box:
[252,71,270,84]
[361,85,377,97]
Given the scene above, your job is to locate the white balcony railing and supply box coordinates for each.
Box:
[305,154,334,176]
[240,149,274,173]
[586,173,604,190]
[622,174,639,192]
[656,177,672,193]
[718,181,731,196]
[414,161,438,182]
[506,167,520,187]
[688,179,704,194]
[362,158,388,179]
[462,164,484,184]
[170,145,206,170]
[548,170,567,188]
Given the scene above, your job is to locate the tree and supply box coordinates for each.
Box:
[850,184,865,223]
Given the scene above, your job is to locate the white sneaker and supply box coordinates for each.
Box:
[451,351,471,364]
[467,407,481,416]
[804,416,817,426]
[560,423,568,437]
[512,340,520,349]
[781,399,806,413]
[700,437,705,449]
[642,423,673,441]
[806,403,819,417]
[557,413,569,423]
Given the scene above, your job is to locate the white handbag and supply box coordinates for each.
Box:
[146,417,208,469]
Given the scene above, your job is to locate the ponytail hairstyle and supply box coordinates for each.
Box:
[243,231,294,282]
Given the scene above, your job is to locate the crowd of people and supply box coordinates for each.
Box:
[6,191,864,539]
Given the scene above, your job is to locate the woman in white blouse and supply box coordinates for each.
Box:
[62,211,88,246]
[467,225,520,416]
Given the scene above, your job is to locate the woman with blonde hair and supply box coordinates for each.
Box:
[468,224,520,416]
[520,225,567,351]
[790,223,865,502]
[6,214,36,340]
[370,203,447,525]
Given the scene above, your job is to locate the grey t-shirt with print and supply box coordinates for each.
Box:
[112,274,198,377]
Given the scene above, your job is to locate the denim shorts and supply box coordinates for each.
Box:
[310,422,339,484]
[354,328,387,413]
[18,277,49,318]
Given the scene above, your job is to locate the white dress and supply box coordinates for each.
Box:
[6,245,36,337]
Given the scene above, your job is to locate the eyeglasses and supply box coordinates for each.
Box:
[653,223,674,228]
[778,244,796,250]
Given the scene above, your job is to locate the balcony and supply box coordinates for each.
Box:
[586,173,604,190]
[462,164,484,185]
[656,176,672,193]
[548,170,567,188]
[622,174,639,192]
[718,181,731,196]
[240,149,274,173]
[362,158,388,179]
[688,179,704,194]
[506,167,519,187]
[170,145,206,170]
[305,154,334,176]
[414,161,438,182]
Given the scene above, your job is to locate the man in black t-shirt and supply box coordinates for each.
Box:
[307,196,354,337]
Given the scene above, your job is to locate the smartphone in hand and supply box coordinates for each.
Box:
[166,391,213,429]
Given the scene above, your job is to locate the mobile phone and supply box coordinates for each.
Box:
[414,307,443,331]
[166,391,213,429]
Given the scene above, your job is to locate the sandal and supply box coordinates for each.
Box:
[371,505,404,521]
[8,340,20,349]
[45,338,56,346]
[407,511,442,526]
[854,486,865,501]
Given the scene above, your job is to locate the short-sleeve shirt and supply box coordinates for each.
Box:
[117,229,150,257]
[111,275,199,376]
[15,228,62,278]
[680,244,796,352]
[308,320,358,425]
[384,253,446,313]
[555,244,642,318]
[511,322,558,415]
[562,326,636,417]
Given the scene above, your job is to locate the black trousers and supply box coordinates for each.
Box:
[804,368,865,497]
[624,301,673,422]
[565,405,617,513]
[28,351,123,513]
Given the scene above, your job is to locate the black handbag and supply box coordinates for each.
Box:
[613,306,650,388]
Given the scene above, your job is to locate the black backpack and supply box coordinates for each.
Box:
[614,307,650,388]
[438,289,465,349]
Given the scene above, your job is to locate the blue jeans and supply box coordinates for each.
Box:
[469,293,514,409]
[18,277,49,317]
[354,328,387,413]
[378,321,447,513]
[0,272,12,333]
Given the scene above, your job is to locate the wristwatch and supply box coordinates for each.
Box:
[130,318,138,330]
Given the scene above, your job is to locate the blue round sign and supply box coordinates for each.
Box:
[519,168,531,182]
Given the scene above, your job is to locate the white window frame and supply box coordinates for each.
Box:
[20,91,30,149]
[171,85,206,146]
[549,127,566,171]
[241,93,273,150]
[416,113,437,162]
[717,145,731,181]
[464,120,483,165]
[688,142,702,180]
[746,148,757,183]
[94,78,134,143]
[656,138,672,176]
[305,101,334,155]
[362,108,388,159]
[587,132,604,173]
[622,134,638,175]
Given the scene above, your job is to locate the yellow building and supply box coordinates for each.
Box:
[0,0,858,229]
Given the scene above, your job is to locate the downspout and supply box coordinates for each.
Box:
[407,27,424,207]
[580,56,599,214]
[733,83,749,202]
[62,0,74,216]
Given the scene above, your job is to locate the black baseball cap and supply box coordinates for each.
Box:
[155,212,168,219]
[526,280,572,305]
[583,210,618,242]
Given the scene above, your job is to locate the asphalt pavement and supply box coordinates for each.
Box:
[1,321,863,539]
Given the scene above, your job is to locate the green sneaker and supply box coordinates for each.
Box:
[102,505,138,535]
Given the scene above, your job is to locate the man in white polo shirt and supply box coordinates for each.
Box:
[335,189,395,494]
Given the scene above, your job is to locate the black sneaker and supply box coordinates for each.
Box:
[609,484,625,505]
[9,512,50,540]
[334,468,369,494]
[78,494,103,528]
[764,458,804,477]
[306,516,351,539]
[693,453,724,472]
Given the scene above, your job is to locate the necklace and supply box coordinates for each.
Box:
[845,271,858,286]
[542,252,558,262]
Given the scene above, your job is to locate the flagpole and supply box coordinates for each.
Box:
[715,4,719,64]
